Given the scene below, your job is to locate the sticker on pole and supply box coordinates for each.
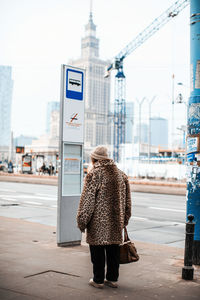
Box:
[66,69,84,101]
[187,153,196,162]
[187,136,199,154]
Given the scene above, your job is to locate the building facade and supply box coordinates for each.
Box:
[0,66,13,148]
[150,117,168,148]
[50,110,59,139]
[14,135,38,147]
[69,11,111,161]
[134,123,148,144]
[46,101,60,134]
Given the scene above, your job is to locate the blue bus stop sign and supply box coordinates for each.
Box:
[66,68,84,101]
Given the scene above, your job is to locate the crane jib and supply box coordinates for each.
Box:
[106,0,189,73]
[107,0,190,162]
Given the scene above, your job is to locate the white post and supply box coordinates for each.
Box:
[57,65,85,247]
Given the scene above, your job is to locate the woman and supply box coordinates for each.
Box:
[77,146,132,289]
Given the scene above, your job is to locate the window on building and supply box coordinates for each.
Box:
[96,123,105,145]
[86,123,93,142]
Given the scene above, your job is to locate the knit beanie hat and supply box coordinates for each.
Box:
[90,146,110,160]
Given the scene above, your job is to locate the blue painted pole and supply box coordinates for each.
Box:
[187,0,200,265]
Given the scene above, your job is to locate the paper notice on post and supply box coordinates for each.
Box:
[64,158,80,174]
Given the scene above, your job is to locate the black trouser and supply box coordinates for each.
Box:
[89,244,120,284]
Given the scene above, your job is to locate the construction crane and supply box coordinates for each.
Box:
[105,0,189,162]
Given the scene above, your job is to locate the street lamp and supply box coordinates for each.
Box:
[176,93,184,103]
[172,78,188,158]
[176,82,188,142]
[177,82,189,106]
[177,82,190,89]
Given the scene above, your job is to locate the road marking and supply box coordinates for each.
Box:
[0,188,14,192]
[1,194,56,201]
[24,201,43,206]
[173,222,185,226]
[0,194,16,198]
[149,207,185,213]
[131,216,148,221]
[51,205,57,208]
[34,197,57,201]
[130,216,185,226]
[2,197,18,201]
[35,193,57,198]
[15,195,56,201]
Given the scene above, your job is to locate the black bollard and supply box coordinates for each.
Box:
[182,214,195,280]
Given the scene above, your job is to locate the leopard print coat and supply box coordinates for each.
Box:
[77,159,132,245]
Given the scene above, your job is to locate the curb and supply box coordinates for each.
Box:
[0,173,186,195]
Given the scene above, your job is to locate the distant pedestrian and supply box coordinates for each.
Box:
[49,162,53,176]
[8,161,13,173]
[77,146,132,289]
[40,162,46,175]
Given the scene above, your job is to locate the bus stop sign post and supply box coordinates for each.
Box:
[57,65,85,247]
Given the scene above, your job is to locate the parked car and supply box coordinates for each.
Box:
[0,161,7,172]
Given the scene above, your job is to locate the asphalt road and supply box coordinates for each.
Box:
[0,181,186,248]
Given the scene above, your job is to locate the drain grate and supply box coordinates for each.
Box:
[24,270,80,278]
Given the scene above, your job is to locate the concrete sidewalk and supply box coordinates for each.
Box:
[0,217,199,300]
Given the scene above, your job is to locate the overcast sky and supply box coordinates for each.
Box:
[0,0,190,139]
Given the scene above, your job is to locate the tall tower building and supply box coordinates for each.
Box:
[135,123,149,144]
[46,101,60,134]
[69,10,111,161]
[150,117,168,148]
[0,66,13,147]
[50,110,59,139]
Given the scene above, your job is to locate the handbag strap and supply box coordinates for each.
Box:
[124,227,130,242]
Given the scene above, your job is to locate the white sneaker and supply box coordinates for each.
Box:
[104,279,118,288]
[89,279,104,289]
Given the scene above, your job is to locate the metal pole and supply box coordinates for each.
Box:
[187,0,200,265]
[114,67,126,163]
[148,102,151,163]
[139,101,141,161]
[137,97,146,162]
[182,215,195,280]
[171,74,175,158]
[148,96,156,163]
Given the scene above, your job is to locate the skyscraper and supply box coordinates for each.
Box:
[69,10,111,160]
[135,123,149,144]
[150,117,168,148]
[0,66,13,147]
[46,101,60,134]
[50,110,59,139]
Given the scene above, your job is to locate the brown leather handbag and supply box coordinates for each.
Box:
[119,227,139,264]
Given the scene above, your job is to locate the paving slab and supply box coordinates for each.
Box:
[0,216,199,300]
